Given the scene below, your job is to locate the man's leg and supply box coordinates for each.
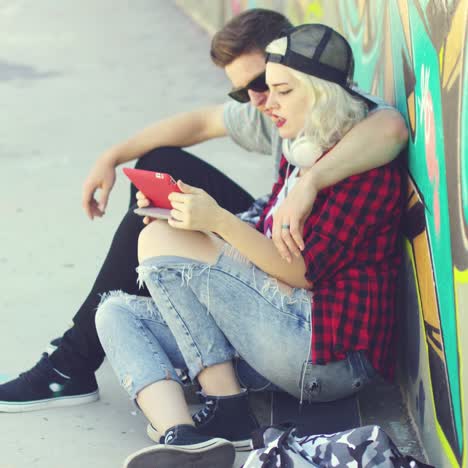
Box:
[131,147,255,213]
[0,147,254,412]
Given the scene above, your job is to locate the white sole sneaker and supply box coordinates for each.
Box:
[146,422,162,442]
[123,438,235,468]
[230,438,253,451]
[146,423,252,451]
[0,390,99,413]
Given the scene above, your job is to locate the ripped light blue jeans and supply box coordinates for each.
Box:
[96,245,375,402]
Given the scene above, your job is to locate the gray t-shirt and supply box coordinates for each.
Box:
[223,88,393,180]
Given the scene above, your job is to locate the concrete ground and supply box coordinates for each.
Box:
[0,1,424,467]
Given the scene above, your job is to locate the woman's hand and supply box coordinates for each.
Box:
[136,191,154,225]
[272,173,318,262]
[167,181,222,232]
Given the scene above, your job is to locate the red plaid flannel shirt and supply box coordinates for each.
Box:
[257,155,403,380]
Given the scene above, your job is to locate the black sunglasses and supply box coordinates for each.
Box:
[228,71,269,103]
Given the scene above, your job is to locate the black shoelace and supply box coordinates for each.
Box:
[192,399,215,425]
[18,353,50,385]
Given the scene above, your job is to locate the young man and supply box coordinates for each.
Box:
[0,9,408,412]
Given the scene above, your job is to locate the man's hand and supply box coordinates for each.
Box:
[167,181,222,232]
[272,173,318,262]
[82,156,116,220]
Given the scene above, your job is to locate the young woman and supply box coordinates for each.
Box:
[96,24,403,468]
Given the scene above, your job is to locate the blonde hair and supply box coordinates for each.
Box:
[266,37,367,158]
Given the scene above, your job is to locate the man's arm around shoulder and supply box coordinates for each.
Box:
[308,108,408,191]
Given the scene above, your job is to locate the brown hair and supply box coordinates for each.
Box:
[210,9,292,67]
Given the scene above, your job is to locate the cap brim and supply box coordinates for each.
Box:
[346,87,378,111]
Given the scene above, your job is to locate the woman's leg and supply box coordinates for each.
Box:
[138,224,374,402]
[137,221,310,395]
[95,289,258,451]
[95,293,194,433]
[51,147,255,376]
[95,292,254,435]
[95,292,236,468]
[138,222,241,389]
[137,223,262,448]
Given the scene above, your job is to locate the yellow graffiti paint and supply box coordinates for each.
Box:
[454,267,468,283]
[434,420,462,467]
[407,241,442,360]
[414,233,444,361]
[406,241,425,318]
[407,244,460,466]
[407,181,445,362]
[439,44,444,70]
[397,0,412,62]
[441,0,468,91]
[357,0,367,20]
[408,92,416,137]
[306,0,323,20]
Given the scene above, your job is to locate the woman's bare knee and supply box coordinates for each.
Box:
[138,220,172,263]
[138,220,224,264]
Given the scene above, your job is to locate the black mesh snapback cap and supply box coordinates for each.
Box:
[266,24,376,109]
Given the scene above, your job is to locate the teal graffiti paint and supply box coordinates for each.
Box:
[406,1,462,450]
[462,42,468,226]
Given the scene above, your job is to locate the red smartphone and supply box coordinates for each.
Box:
[123,168,181,209]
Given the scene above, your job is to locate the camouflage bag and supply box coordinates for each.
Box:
[243,424,434,468]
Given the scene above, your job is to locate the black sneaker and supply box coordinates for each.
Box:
[124,424,235,468]
[146,391,259,451]
[0,353,99,412]
[46,337,62,355]
[192,391,259,451]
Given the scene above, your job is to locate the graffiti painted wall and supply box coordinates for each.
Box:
[175,0,468,466]
[320,3,468,468]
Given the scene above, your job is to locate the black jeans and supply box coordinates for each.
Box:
[50,147,255,376]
